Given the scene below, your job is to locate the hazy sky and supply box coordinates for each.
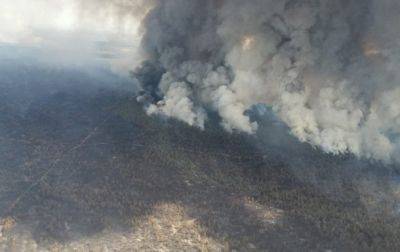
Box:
[0,0,144,74]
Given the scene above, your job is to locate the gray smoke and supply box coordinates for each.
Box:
[130,0,400,163]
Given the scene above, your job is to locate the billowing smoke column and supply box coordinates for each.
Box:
[131,0,400,163]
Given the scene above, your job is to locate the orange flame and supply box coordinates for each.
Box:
[241,35,256,51]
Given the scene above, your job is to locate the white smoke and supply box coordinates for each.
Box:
[130,0,400,163]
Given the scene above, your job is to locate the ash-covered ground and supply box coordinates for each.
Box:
[1,62,400,251]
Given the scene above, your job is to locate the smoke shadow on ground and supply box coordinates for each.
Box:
[0,89,400,250]
[252,107,400,205]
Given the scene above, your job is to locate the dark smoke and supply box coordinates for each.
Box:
[128,0,400,163]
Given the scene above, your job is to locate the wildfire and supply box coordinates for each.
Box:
[362,41,382,58]
[241,35,256,51]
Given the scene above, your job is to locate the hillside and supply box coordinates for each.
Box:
[1,87,400,251]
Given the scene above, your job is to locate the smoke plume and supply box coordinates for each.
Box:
[129,0,400,163]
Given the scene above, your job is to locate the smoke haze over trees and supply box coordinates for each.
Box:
[125,0,400,164]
